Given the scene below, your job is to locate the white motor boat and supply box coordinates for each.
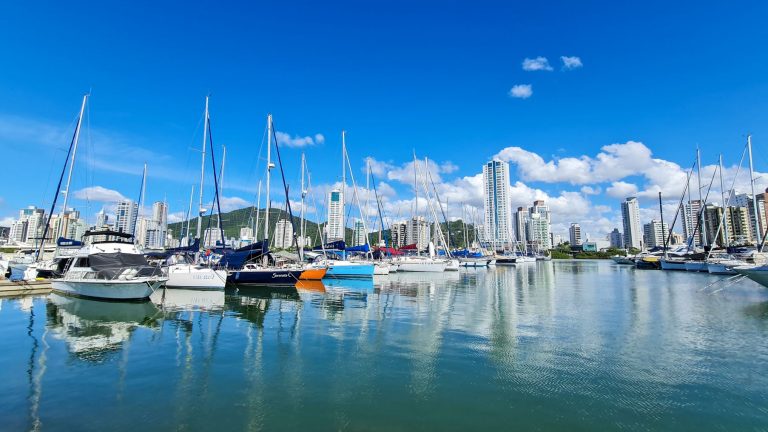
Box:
[395,256,448,272]
[52,230,167,301]
[459,257,490,268]
[165,254,227,290]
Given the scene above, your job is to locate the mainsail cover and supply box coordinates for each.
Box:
[89,252,161,279]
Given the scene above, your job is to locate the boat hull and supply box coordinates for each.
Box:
[494,258,517,266]
[300,268,328,280]
[229,269,303,286]
[166,265,227,290]
[396,261,448,272]
[459,258,489,268]
[660,259,687,271]
[734,266,768,288]
[444,259,460,271]
[373,264,390,275]
[325,263,374,279]
[684,261,708,272]
[52,278,163,300]
[707,263,737,275]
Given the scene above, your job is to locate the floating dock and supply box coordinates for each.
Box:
[0,279,52,297]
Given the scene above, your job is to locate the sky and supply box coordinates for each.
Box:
[2,0,768,240]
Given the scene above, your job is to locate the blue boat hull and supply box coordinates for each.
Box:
[325,263,374,279]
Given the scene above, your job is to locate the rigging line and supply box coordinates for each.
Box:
[207,116,226,247]
[664,159,697,249]
[271,121,300,250]
[707,149,747,259]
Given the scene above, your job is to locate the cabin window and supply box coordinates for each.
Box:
[75,258,90,267]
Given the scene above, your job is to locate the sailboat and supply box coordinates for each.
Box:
[165,97,227,289]
[228,114,303,286]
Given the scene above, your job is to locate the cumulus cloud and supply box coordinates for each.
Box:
[606,181,639,198]
[509,84,533,99]
[275,131,325,148]
[561,56,583,69]
[73,186,127,203]
[0,216,14,227]
[522,57,553,71]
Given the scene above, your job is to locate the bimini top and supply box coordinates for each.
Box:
[82,230,135,244]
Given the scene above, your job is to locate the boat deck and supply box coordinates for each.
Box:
[0,279,52,297]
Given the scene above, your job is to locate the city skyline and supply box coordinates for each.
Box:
[3,2,768,241]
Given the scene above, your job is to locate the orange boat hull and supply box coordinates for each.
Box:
[299,268,327,280]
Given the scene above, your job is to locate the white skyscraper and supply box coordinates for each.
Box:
[406,216,431,250]
[513,206,528,248]
[527,200,551,250]
[621,197,642,249]
[152,201,168,246]
[115,200,138,235]
[390,221,408,248]
[569,223,582,246]
[326,189,344,242]
[353,220,367,246]
[482,160,512,250]
[20,206,45,245]
[274,219,294,249]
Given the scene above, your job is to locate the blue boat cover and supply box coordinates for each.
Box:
[56,237,83,247]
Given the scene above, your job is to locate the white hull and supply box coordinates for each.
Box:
[734,266,768,288]
[166,265,227,290]
[373,264,390,275]
[52,278,164,300]
[397,260,448,272]
[444,259,460,271]
[459,258,489,268]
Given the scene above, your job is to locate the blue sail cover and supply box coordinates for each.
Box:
[56,237,83,247]
[345,244,370,253]
[217,240,269,269]
[313,240,346,251]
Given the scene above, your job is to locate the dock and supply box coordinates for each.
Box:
[0,279,52,297]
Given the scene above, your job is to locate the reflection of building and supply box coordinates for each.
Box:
[621,197,642,249]
[482,160,512,249]
[326,189,344,242]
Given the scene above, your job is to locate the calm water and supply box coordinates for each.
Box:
[2,260,768,431]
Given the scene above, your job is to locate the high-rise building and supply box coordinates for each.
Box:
[203,227,223,248]
[274,219,294,249]
[725,205,752,245]
[390,221,408,248]
[682,199,703,245]
[326,189,344,242]
[95,209,110,229]
[115,200,138,235]
[569,223,582,246]
[20,206,45,245]
[239,227,254,240]
[526,200,551,250]
[609,228,623,249]
[353,220,367,246]
[9,219,28,245]
[513,207,528,248]
[642,220,668,249]
[152,201,168,245]
[729,190,766,243]
[406,216,431,250]
[621,197,642,249]
[482,160,512,249]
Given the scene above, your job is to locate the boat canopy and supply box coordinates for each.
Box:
[217,240,269,269]
[83,230,135,244]
[399,243,417,251]
[89,252,161,279]
[313,240,346,251]
[345,244,370,253]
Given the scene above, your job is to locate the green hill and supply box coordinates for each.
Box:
[168,206,478,249]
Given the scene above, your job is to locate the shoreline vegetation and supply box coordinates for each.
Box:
[550,243,640,260]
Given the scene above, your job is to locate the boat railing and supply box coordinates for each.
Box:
[65,265,165,281]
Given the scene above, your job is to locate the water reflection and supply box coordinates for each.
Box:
[1,261,767,431]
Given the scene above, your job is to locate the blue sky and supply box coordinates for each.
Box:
[3,1,768,239]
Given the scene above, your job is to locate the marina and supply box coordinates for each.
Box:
[1,260,767,431]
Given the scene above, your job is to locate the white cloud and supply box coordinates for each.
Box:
[606,181,639,198]
[561,56,583,70]
[275,131,325,148]
[522,57,553,71]
[73,186,127,203]
[218,196,251,212]
[0,216,13,227]
[509,84,533,99]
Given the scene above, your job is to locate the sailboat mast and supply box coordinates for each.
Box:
[747,134,762,245]
[57,94,88,242]
[184,185,195,243]
[135,163,147,240]
[217,144,226,237]
[300,152,307,260]
[254,180,262,241]
[718,155,729,247]
[696,146,707,247]
[196,96,209,243]
[265,114,273,245]
[341,131,347,243]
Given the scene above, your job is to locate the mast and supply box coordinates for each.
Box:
[719,154,729,247]
[341,131,347,244]
[696,146,707,247]
[196,96,209,244]
[57,94,88,243]
[658,192,667,255]
[184,185,195,244]
[343,140,371,248]
[264,114,274,251]
[254,180,262,241]
[748,134,762,245]
[133,163,147,239]
[300,152,307,260]
[217,144,226,238]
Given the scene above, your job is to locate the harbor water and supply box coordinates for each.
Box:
[1,260,767,431]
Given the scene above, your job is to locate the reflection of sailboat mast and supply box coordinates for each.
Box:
[26,303,48,432]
